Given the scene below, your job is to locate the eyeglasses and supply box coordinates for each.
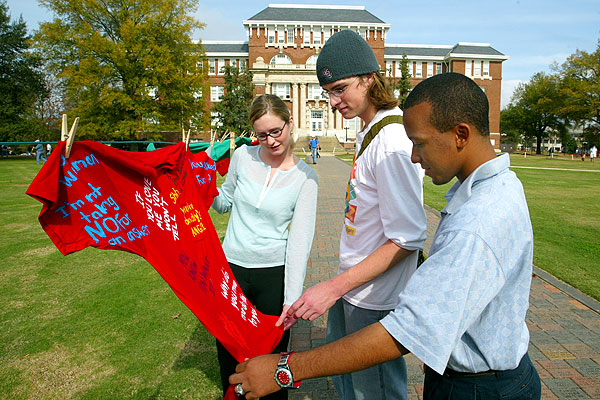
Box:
[255,121,288,141]
[321,77,359,99]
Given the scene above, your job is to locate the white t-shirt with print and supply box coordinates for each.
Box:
[339,107,427,310]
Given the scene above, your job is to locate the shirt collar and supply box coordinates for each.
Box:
[442,153,510,216]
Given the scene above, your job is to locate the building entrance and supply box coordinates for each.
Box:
[310,110,324,136]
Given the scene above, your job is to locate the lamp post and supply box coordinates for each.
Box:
[344,126,349,142]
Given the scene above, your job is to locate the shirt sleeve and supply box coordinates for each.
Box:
[211,145,242,214]
[380,230,505,374]
[374,149,426,251]
[283,170,318,305]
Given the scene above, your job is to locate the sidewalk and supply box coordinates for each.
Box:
[290,155,600,400]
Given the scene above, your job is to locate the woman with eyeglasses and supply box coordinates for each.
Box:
[211,93,318,399]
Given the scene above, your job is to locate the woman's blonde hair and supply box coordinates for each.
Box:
[249,94,291,126]
[249,94,295,147]
[360,72,399,110]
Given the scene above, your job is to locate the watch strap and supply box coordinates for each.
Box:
[275,352,301,389]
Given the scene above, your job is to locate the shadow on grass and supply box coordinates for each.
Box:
[172,322,221,390]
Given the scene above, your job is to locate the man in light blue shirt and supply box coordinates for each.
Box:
[230,73,541,400]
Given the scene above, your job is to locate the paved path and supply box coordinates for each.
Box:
[290,155,600,400]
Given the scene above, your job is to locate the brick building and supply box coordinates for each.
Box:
[203,4,508,148]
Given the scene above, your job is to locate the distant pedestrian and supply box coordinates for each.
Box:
[34,140,46,165]
[590,145,597,162]
[309,136,319,164]
[46,143,52,157]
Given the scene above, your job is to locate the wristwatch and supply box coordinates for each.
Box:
[274,352,301,389]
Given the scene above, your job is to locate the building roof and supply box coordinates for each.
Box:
[385,45,452,58]
[245,4,386,25]
[448,43,507,58]
[201,41,249,54]
[385,42,508,60]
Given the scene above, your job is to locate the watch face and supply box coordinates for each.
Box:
[277,370,291,386]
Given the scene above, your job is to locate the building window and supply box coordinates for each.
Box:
[483,61,490,77]
[239,59,247,71]
[208,59,215,75]
[395,61,402,77]
[268,28,275,44]
[415,62,422,78]
[435,62,442,75]
[308,83,325,100]
[270,53,292,65]
[210,86,224,102]
[465,60,472,76]
[278,28,285,44]
[323,29,331,43]
[306,54,318,66]
[473,60,481,77]
[273,83,291,99]
[287,30,294,44]
[217,59,226,75]
[343,116,360,132]
[313,29,321,45]
[303,29,310,44]
[427,62,433,77]
[385,61,393,77]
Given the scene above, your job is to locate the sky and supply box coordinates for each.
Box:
[6,0,600,109]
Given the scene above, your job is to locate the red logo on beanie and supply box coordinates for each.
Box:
[322,68,332,78]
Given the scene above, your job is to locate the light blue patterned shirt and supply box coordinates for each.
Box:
[381,153,533,374]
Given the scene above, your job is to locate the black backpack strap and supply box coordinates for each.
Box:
[356,114,404,160]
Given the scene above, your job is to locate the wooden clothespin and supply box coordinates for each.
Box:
[61,114,79,159]
[220,130,230,142]
[185,129,191,150]
[230,130,236,152]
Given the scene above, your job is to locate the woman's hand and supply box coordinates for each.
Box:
[275,305,298,330]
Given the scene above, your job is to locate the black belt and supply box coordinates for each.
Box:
[443,368,497,378]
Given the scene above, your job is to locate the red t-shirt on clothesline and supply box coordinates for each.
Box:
[27,141,283,399]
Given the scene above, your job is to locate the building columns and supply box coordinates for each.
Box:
[300,83,307,129]
[292,83,299,132]
[336,107,343,131]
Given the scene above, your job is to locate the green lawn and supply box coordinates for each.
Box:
[2,151,599,398]
[0,158,229,399]
[339,152,600,301]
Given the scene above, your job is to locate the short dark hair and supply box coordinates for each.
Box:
[404,72,489,136]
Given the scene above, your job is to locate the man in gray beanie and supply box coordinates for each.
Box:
[282,29,426,400]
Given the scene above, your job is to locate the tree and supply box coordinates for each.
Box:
[34,0,207,140]
[501,72,567,154]
[396,55,412,110]
[500,105,525,146]
[554,40,600,146]
[0,1,47,142]
[386,54,412,109]
[212,64,254,135]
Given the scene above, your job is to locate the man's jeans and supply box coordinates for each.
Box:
[424,353,541,400]
[327,298,408,400]
[311,147,318,164]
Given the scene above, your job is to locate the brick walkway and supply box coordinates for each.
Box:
[290,155,600,400]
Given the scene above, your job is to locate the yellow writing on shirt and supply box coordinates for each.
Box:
[345,224,356,236]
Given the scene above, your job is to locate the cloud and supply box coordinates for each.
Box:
[501,80,523,109]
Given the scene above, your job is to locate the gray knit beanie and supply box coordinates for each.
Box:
[316,29,380,86]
